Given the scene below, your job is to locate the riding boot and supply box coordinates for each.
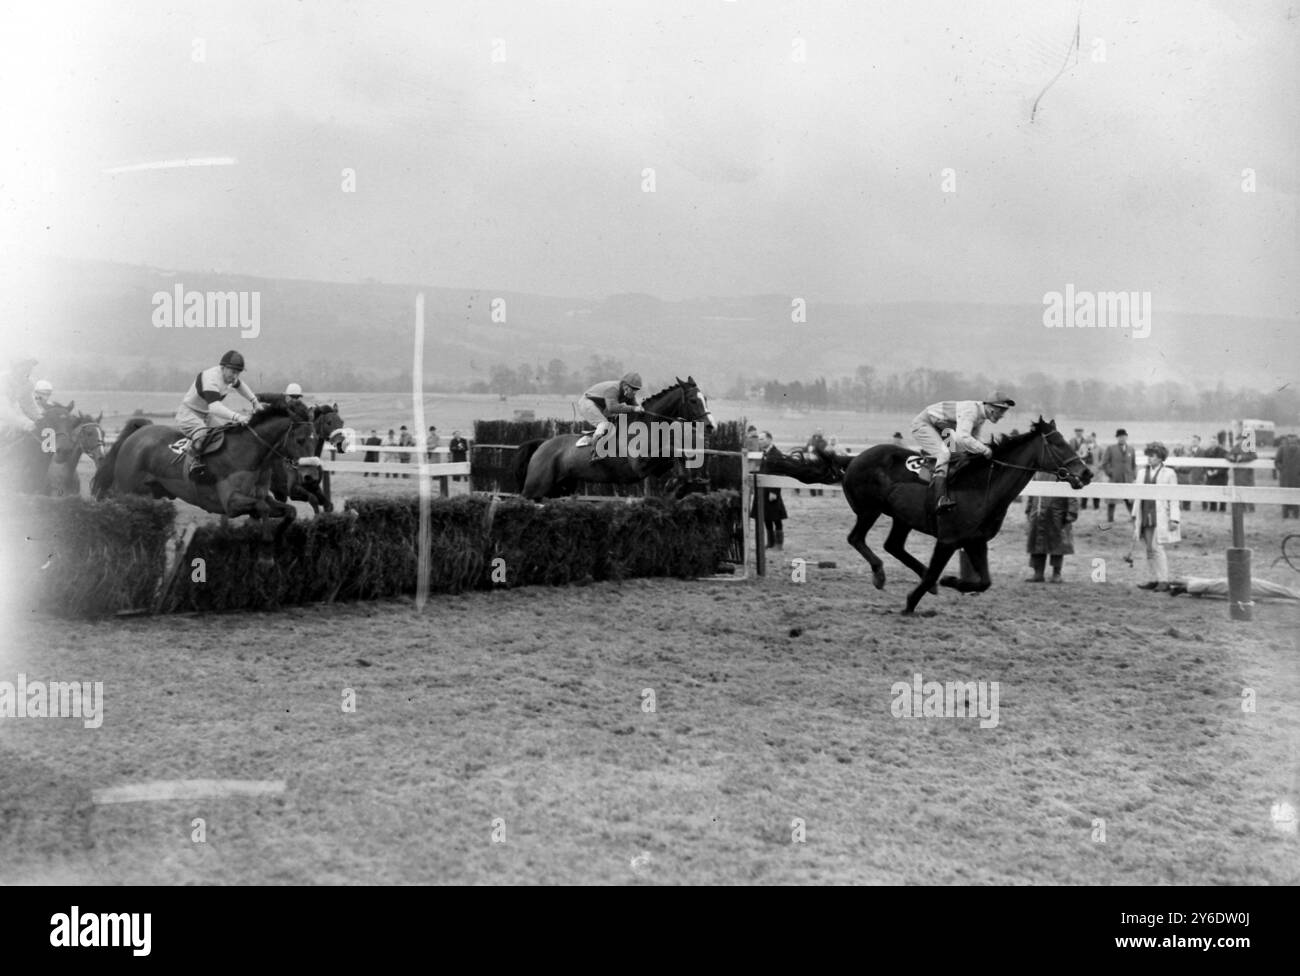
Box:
[774,524,784,551]
[933,472,955,511]
[187,443,206,481]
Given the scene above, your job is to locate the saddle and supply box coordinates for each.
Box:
[169,426,229,458]
[904,450,977,485]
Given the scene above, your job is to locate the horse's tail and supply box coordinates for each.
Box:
[513,439,544,493]
[91,418,151,498]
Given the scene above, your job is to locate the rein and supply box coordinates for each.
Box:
[244,418,314,467]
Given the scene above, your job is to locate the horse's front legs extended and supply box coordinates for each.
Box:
[904,542,957,614]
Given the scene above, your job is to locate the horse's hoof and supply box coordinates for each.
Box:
[939,575,961,589]
[900,606,915,616]
[872,570,886,590]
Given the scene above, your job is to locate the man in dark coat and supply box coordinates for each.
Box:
[1101,428,1136,522]
[1277,434,1300,518]
[750,431,788,550]
[1024,471,1079,582]
[363,429,382,477]
[1202,434,1229,512]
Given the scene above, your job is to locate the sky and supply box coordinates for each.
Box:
[0,0,1296,316]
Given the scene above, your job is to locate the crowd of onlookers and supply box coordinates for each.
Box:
[359,425,470,479]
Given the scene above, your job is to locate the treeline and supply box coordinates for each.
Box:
[753,367,1300,424]
[61,356,627,398]
[60,358,1299,424]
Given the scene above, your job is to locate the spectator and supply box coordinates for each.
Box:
[1227,432,1257,513]
[749,431,787,551]
[398,425,415,478]
[1069,428,1096,510]
[806,428,827,497]
[892,432,905,448]
[426,426,439,463]
[1202,433,1229,513]
[1024,470,1078,582]
[1134,441,1179,592]
[363,429,381,477]
[1101,428,1136,522]
[449,429,469,483]
[743,425,760,453]
[1187,434,1208,510]
[1277,433,1300,518]
[1068,426,1086,455]
[383,428,398,478]
[1171,443,1192,512]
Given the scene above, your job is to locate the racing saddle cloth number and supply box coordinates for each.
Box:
[905,455,935,482]
[169,437,191,456]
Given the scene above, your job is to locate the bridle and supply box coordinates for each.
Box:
[244,416,316,468]
[76,422,106,462]
[638,384,711,427]
[990,432,1085,483]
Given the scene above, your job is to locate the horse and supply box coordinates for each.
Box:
[45,410,105,497]
[514,376,716,500]
[267,402,346,514]
[91,402,317,562]
[842,417,1091,614]
[0,403,77,493]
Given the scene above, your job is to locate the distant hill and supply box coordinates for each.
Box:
[4,257,1292,391]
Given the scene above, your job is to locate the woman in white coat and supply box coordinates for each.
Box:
[1133,441,1180,592]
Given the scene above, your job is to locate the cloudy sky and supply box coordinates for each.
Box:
[1,0,1295,315]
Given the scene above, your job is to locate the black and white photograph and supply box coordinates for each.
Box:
[1,0,1297,912]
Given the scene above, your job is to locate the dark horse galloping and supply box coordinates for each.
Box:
[91,403,317,562]
[515,376,716,500]
[843,417,1091,613]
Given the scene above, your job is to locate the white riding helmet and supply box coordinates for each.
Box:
[284,382,303,397]
[34,379,53,396]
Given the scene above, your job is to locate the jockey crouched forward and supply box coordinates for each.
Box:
[576,372,642,461]
[175,350,262,480]
[910,392,1015,510]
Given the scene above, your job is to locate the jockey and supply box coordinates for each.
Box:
[175,349,262,480]
[577,372,642,459]
[31,379,55,417]
[910,391,1015,510]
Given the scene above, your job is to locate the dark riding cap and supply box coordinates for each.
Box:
[220,350,246,372]
[984,391,1015,408]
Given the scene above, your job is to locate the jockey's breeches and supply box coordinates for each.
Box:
[577,397,608,431]
[910,416,952,473]
[175,404,211,438]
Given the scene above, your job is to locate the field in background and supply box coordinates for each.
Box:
[67,390,1278,456]
[3,495,1297,884]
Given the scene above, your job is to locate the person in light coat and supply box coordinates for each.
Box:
[1133,441,1180,592]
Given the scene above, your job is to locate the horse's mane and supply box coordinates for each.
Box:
[991,418,1057,454]
[249,401,305,423]
[68,410,99,428]
[641,377,695,404]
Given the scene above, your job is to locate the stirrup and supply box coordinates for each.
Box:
[937,494,956,511]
